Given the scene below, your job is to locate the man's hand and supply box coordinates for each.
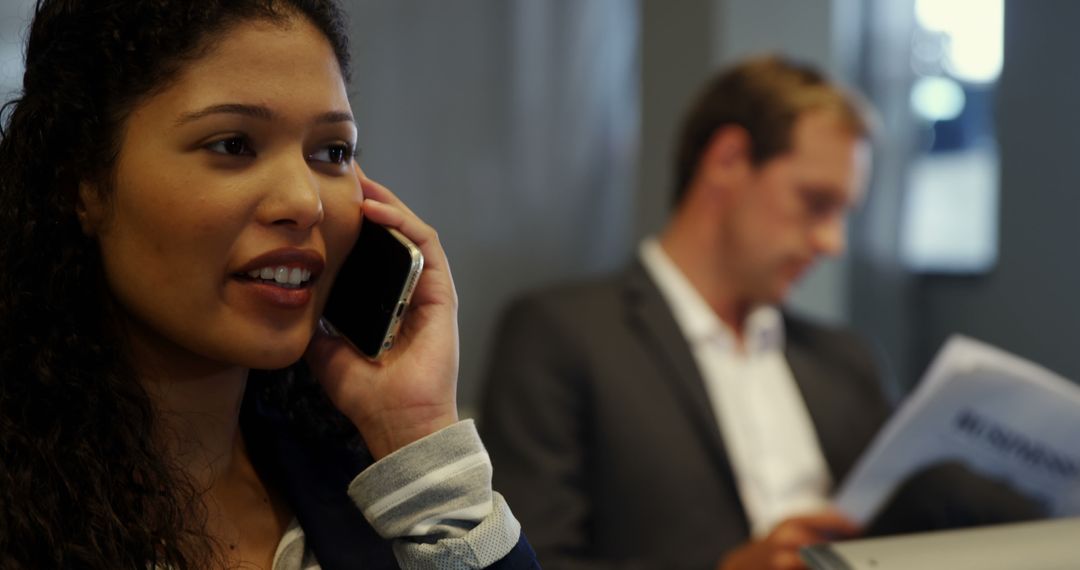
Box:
[718,510,861,570]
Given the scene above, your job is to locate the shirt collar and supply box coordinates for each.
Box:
[638,237,785,355]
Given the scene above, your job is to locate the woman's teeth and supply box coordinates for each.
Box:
[246,266,312,287]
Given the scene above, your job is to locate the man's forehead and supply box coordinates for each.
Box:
[790,111,868,165]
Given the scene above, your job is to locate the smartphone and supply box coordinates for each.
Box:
[322,221,424,360]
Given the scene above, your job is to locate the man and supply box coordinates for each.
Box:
[480,56,884,570]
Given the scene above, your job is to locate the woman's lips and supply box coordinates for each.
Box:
[235,278,314,308]
[239,265,314,288]
[234,248,325,279]
[231,248,325,308]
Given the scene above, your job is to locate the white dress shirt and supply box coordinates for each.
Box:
[639,238,832,537]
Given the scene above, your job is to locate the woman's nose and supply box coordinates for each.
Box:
[257,153,324,230]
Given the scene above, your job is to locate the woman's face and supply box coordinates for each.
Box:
[82,16,361,372]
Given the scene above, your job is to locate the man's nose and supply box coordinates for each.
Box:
[257,154,324,230]
[813,216,847,257]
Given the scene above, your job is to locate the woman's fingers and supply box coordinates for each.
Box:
[304,164,461,459]
[359,199,435,254]
[304,318,372,421]
[353,168,457,310]
[354,164,444,266]
[355,163,417,217]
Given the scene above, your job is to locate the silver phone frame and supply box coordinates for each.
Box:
[364,226,424,360]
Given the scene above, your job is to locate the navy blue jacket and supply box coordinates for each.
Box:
[242,390,541,570]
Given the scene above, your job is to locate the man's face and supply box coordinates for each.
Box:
[722,109,871,305]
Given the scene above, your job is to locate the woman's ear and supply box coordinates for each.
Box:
[76,182,107,237]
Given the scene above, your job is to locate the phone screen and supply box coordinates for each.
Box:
[322,221,423,359]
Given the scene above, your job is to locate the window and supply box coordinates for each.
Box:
[900,0,1003,273]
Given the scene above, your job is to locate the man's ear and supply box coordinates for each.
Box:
[697,125,752,192]
[76,182,107,237]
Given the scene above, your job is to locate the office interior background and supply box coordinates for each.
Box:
[0,0,1071,414]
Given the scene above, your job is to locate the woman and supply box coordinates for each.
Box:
[0,1,536,568]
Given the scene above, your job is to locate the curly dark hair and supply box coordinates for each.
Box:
[0,1,353,567]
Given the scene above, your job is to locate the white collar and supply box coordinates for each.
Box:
[638,237,785,355]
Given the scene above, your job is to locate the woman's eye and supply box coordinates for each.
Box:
[308,143,354,165]
[206,136,254,156]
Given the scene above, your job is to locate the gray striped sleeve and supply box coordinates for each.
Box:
[348,420,521,569]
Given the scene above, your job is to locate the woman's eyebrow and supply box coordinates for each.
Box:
[175,103,354,126]
[314,110,356,125]
[175,103,273,125]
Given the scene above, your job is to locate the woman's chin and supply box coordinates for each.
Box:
[240,343,309,371]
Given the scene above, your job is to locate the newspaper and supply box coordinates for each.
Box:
[834,335,1080,524]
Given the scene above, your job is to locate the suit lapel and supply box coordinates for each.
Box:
[241,390,399,569]
[785,340,840,478]
[621,262,739,485]
[784,319,863,484]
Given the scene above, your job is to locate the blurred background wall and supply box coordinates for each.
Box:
[1,0,1075,414]
[901,0,1080,391]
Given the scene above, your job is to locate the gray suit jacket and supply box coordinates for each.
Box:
[480,262,891,570]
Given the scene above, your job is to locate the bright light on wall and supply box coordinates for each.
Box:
[910,76,966,122]
[915,0,1003,84]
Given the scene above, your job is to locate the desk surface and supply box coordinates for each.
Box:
[802,517,1080,570]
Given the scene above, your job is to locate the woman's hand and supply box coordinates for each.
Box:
[305,164,459,460]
